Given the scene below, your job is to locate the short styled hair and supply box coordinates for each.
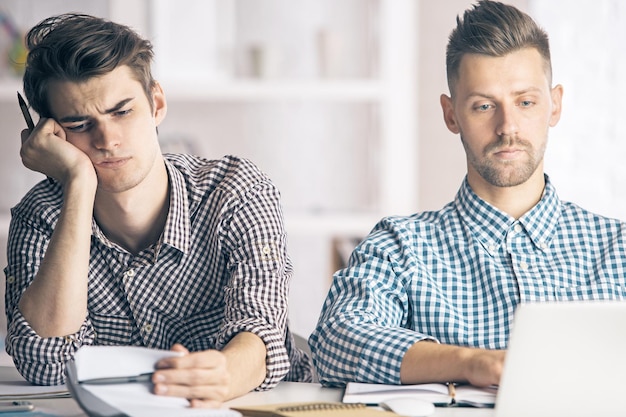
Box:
[446,0,552,95]
[23,13,155,117]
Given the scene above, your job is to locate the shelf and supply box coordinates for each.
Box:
[0,78,382,103]
[284,212,382,237]
[152,79,383,102]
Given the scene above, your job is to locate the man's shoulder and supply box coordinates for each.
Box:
[10,179,63,228]
[164,153,271,194]
[559,200,625,230]
[372,202,458,239]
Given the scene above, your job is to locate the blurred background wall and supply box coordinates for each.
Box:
[1,0,625,348]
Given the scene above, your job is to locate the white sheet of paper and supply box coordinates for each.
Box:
[83,383,241,417]
[74,345,182,381]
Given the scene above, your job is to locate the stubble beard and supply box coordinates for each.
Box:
[462,134,544,188]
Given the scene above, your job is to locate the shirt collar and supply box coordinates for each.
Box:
[454,174,561,252]
[91,158,191,256]
[161,158,191,254]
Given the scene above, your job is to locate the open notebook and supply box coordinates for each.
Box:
[495,301,626,417]
[343,382,496,408]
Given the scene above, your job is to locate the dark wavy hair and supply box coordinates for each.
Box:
[23,13,155,117]
[446,0,552,95]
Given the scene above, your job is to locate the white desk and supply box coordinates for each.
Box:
[1,366,494,416]
[226,382,495,416]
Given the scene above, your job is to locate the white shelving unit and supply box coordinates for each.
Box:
[0,0,418,336]
[161,79,383,102]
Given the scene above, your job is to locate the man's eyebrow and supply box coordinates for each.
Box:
[104,97,134,114]
[464,87,543,101]
[57,98,134,123]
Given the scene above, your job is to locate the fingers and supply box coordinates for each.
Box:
[153,348,231,406]
[156,346,223,370]
[153,371,229,402]
[152,369,230,406]
[20,118,65,169]
[170,343,189,354]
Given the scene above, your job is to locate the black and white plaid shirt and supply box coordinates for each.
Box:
[4,154,312,386]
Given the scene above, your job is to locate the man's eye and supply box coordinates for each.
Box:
[115,109,132,117]
[65,123,90,132]
[520,100,534,107]
[475,104,492,112]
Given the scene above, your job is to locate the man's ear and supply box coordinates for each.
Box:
[549,84,563,127]
[152,82,167,126]
[440,94,460,134]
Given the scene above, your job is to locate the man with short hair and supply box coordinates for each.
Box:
[310,0,626,387]
[6,13,311,407]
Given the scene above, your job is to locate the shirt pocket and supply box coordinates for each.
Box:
[553,281,626,301]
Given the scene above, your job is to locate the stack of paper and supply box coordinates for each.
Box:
[0,366,70,400]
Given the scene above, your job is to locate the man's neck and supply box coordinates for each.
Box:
[94,162,170,255]
[467,171,546,220]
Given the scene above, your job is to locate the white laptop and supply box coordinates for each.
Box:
[495,301,626,417]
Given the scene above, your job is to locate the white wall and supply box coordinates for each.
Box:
[3,0,626,341]
[532,0,626,220]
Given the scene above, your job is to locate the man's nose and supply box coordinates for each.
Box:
[495,103,520,137]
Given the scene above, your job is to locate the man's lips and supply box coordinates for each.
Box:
[95,157,131,169]
[493,148,524,160]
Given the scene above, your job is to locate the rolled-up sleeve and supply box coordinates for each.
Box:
[216,180,293,389]
[309,222,433,386]
[5,311,94,385]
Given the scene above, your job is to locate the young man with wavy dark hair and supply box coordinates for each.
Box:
[6,13,311,407]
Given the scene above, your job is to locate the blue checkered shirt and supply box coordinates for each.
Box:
[5,154,311,386]
[309,175,626,386]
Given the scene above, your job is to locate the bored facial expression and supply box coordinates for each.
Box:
[47,65,165,193]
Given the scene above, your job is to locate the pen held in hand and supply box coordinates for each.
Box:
[17,91,54,184]
[17,91,35,130]
[80,372,154,385]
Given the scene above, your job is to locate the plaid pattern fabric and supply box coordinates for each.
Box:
[309,175,626,386]
[4,154,312,386]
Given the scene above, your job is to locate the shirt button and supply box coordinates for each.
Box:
[262,245,271,255]
[143,323,153,334]
[488,245,497,252]
[6,276,15,284]
[540,242,548,249]
[125,269,135,277]
[519,261,529,270]
[514,224,522,233]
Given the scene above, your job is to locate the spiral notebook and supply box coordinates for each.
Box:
[231,402,396,417]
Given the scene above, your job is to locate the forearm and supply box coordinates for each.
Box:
[222,332,267,399]
[18,176,96,337]
[400,340,505,387]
